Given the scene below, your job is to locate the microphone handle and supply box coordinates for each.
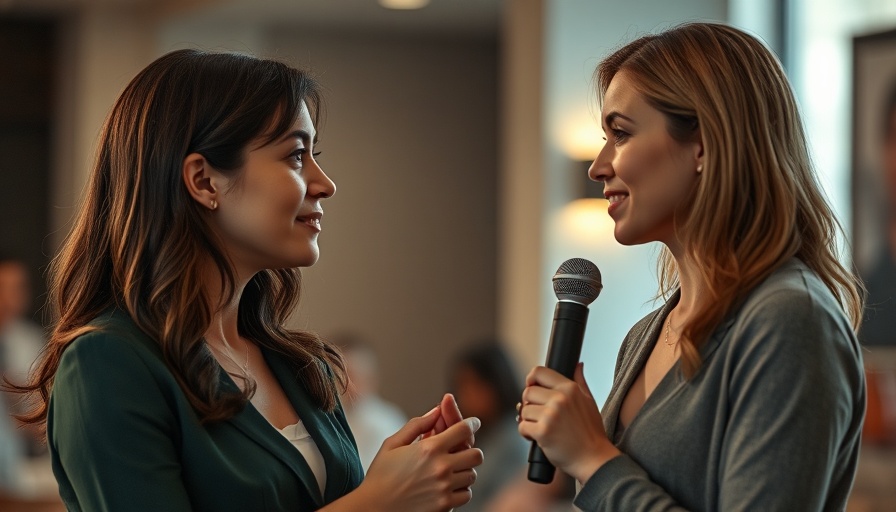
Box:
[528,301,589,484]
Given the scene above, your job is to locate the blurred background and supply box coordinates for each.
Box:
[1,0,896,510]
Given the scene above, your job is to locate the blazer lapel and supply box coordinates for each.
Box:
[221,361,325,508]
[263,349,357,504]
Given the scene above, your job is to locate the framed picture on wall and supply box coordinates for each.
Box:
[852,26,896,346]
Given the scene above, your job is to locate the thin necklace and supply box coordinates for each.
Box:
[211,335,250,375]
[664,310,678,347]
[234,339,250,375]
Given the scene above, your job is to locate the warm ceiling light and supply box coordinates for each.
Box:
[379,0,430,9]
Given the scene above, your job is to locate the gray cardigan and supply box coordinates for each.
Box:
[574,259,865,511]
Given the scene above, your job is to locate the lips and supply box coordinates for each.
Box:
[605,194,627,205]
[296,212,322,231]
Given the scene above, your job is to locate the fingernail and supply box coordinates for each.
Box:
[425,405,439,417]
[465,417,481,433]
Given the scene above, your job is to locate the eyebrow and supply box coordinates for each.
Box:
[277,129,317,145]
[604,111,635,126]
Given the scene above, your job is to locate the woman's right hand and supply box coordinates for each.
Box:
[359,406,484,512]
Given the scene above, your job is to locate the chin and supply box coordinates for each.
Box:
[272,246,320,270]
[612,227,637,246]
[295,248,321,268]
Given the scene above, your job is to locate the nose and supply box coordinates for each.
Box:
[589,143,613,184]
[309,158,336,199]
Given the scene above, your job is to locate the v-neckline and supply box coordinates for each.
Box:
[615,305,683,442]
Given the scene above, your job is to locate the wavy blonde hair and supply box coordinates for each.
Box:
[16,49,345,426]
[595,23,864,377]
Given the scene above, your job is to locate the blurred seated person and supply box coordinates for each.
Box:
[450,341,574,511]
[333,332,407,471]
[0,255,47,495]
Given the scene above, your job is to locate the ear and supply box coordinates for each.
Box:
[693,134,705,174]
[182,153,220,209]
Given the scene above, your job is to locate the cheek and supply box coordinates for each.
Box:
[616,145,666,192]
[251,176,306,218]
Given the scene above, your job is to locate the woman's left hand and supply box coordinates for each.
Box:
[422,393,474,451]
[518,362,620,483]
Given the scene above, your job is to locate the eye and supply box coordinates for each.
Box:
[611,129,629,144]
[289,147,322,168]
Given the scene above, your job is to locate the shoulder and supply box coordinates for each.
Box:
[62,310,159,362]
[55,310,173,398]
[734,259,853,344]
[722,259,862,382]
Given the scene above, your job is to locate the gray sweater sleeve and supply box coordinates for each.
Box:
[574,267,864,511]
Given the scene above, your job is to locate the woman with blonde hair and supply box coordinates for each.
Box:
[13,49,481,511]
[518,23,865,511]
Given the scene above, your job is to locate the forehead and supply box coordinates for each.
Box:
[255,100,316,149]
[601,71,646,118]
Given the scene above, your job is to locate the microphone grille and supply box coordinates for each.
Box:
[552,258,602,305]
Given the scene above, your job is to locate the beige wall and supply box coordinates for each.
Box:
[266,29,500,415]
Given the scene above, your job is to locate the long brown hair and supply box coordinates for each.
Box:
[17,49,345,425]
[596,23,864,377]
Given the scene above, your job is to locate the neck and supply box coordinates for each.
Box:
[199,260,250,351]
[666,250,705,324]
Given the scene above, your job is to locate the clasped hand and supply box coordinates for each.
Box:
[362,393,483,512]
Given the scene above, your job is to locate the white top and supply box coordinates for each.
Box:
[277,421,327,496]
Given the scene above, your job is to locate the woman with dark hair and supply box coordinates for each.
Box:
[517,23,866,511]
[13,49,481,511]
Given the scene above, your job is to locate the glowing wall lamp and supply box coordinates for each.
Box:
[553,119,616,246]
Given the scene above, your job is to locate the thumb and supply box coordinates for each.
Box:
[428,416,482,451]
[574,362,593,399]
[382,405,440,450]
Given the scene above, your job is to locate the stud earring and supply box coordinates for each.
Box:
[696,164,703,174]
[210,200,218,211]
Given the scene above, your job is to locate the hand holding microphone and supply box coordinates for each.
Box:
[519,258,618,484]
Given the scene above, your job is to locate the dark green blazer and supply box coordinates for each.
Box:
[48,309,364,511]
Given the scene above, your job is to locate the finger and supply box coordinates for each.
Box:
[448,486,474,509]
[449,468,477,492]
[440,393,464,427]
[520,384,554,408]
[446,446,485,472]
[440,393,474,449]
[517,418,544,445]
[524,365,567,388]
[421,410,448,440]
[428,417,481,451]
[435,413,449,433]
[517,402,547,424]
[574,362,594,399]
[382,405,440,449]
[423,392,462,440]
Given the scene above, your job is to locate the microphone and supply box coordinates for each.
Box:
[528,258,602,484]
